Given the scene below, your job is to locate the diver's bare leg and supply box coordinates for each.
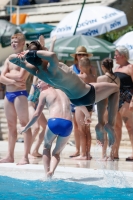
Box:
[104,92,119,147]
[95,99,107,145]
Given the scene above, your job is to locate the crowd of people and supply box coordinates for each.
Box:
[0,32,133,178]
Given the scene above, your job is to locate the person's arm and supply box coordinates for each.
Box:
[0,59,18,85]
[49,36,56,52]
[5,68,29,81]
[97,76,105,83]
[129,64,133,111]
[20,92,46,133]
[10,50,59,74]
[8,53,37,76]
[37,50,59,73]
[77,106,91,124]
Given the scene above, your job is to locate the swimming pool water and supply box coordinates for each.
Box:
[0,175,133,200]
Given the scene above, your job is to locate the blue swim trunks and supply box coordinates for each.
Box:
[6,90,28,103]
[48,118,73,137]
[70,84,95,106]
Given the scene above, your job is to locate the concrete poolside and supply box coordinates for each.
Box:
[0,141,133,189]
[0,140,133,173]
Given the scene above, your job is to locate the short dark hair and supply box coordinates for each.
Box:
[79,57,91,67]
[102,58,113,74]
[26,40,43,50]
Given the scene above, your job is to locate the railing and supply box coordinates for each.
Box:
[0,0,102,25]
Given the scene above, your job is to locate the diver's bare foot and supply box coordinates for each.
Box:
[69,152,80,158]
[47,171,53,179]
[95,123,104,145]
[28,152,42,158]
[104,123,115,146]
[17,157,29,165]
[0,157,14,163]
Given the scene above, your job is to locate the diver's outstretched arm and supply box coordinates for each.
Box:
[8,53,37,76]
[24,50,59,72]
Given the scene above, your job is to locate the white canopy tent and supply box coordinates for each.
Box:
[114,31,133,60]
[51,5,128,39]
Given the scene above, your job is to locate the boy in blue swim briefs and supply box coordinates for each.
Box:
[8,42,119,147]
[19,80,73,178]
[0,33,32,165]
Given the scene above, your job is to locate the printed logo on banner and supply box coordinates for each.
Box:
[77,19,97,28]
[110,21,121,29]
[102,12,117,20]
[57,26,72,32]
[82,29,99,36]
[126,44,133,50]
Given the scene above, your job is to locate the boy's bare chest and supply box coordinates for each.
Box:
[9,63,20,72]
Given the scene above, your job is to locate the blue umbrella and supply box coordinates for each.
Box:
[20,22,55,40]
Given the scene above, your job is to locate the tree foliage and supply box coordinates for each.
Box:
[99,25,133,43]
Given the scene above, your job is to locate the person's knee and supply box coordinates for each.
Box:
[41,124,47,130]
[124,124,133,133]
[7,120,16,131]
[78,126,85,133]
[44,142,51,149]
[38,131,45,140]
[19,119,29,127]
[52,151,60,158]
[87,132,91,140]
[96,122,105,127]
[33,125,40,134]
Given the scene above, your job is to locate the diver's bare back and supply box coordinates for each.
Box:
[6,60,29,92]
[46,62,90,99]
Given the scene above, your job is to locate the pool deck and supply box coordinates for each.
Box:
[0,141,133,187]
[0,141,133,171]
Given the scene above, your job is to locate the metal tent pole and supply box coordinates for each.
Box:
[96,60,102,75]
[73,0,86,35]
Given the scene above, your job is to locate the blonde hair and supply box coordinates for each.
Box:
[116,46,129,60]
[11,33,25,41]
[79,57,91,68]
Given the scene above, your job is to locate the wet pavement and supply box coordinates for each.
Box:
[0,141,133,173]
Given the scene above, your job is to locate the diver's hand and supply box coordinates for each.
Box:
[17,50,29,60]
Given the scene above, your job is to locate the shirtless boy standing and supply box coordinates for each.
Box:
[0,33,32,165]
